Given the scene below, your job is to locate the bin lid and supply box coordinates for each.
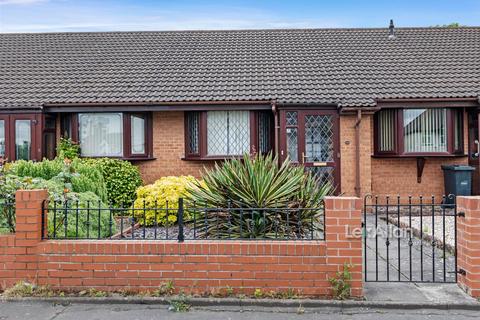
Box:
[441,165,476,171]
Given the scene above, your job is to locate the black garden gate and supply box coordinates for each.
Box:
[363,195,462,283]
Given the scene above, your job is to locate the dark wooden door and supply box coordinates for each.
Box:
[468,111,480,195]
[280,109,340,190]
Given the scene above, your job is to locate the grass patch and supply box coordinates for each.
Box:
[2,281,61,298]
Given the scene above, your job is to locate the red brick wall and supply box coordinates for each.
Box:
[340,114,373,197]
[135,112,214,184]
[457,196,480,298]
[0,190,363,298]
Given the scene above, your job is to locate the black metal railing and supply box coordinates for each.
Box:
[0,195,15,234]
[42,198,325,241]
[363,195,458,283]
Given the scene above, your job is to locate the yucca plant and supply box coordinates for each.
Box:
[186,153,333,239]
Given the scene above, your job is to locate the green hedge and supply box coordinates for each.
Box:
[82,158,142,207]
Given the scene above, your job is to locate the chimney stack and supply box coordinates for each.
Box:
[388,19,396,39]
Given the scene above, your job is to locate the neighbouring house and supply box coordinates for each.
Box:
[0,22,479,198]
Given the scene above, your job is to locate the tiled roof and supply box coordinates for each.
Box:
[1,27,479,110]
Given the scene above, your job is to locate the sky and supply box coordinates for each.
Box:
[0,0,479,33]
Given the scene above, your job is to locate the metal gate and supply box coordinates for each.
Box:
[363,195,461,283]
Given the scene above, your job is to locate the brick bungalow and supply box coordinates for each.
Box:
[0,23,479,198]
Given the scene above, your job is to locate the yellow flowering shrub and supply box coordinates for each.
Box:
[133,176,197,226]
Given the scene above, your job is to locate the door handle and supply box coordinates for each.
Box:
[474,140,479,158]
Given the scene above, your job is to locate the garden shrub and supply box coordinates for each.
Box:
[9,159,63,180]
[47,191,116,239]
[8,158,108,202]
[133,176,197,226]
[82,158,142,208]
[56,137,80,160]
[186,153,332,239]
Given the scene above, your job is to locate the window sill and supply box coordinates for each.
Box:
[182,155,244,161]
[80,156,156,161]
[372,154,467,159]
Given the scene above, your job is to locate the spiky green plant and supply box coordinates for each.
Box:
[186,153,333,239]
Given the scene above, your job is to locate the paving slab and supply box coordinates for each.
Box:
[364,282,477,304]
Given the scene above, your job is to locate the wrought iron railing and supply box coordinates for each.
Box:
[42,198,325,241]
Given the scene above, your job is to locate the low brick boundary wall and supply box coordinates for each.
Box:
[0,190,362,297]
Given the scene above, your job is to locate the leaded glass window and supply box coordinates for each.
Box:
[186,112,200,155]
[258,112,272,154]
[207,111,250,156]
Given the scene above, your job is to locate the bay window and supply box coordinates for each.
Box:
[74,112,151,159]
[185,110,273,159]
[374,108,464,156]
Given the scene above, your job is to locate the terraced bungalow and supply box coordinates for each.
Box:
[1,22,479,198]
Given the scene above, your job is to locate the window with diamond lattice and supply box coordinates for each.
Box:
[305,115,334,162]
[258,111,272,154]
[285,111,298,162]
[207,111,250,156]
[186,112,200,155]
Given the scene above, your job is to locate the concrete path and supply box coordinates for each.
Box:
[1,301,479,320]
[364,282,477,303]
[364,214,456,282]
[362,214,477,305]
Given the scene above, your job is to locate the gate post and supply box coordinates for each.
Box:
[456,196,480,298]
[324,196,363,297]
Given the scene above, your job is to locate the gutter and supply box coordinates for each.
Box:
[354,109,362,197]
[43,100,274,112]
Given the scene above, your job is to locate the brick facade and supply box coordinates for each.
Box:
[0,190,363,298]
[133,110,469,198]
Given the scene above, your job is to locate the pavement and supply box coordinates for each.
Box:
[1,300,480,320]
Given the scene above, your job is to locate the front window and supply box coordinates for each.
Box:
[130,114,146,155]
[15,120,31,160]
[375,108,463,156]
[185,110,273,159]
[79,113,123,157]
[403,109,447,153]
[73,112,151,158]
[207,111,250,156]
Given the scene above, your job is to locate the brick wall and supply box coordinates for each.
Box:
[339,114,373,197]
[135,112,214,184]
[0,190,363,298]
[456,196,480,298]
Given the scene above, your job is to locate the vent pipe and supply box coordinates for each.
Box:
[388,19,396,39]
